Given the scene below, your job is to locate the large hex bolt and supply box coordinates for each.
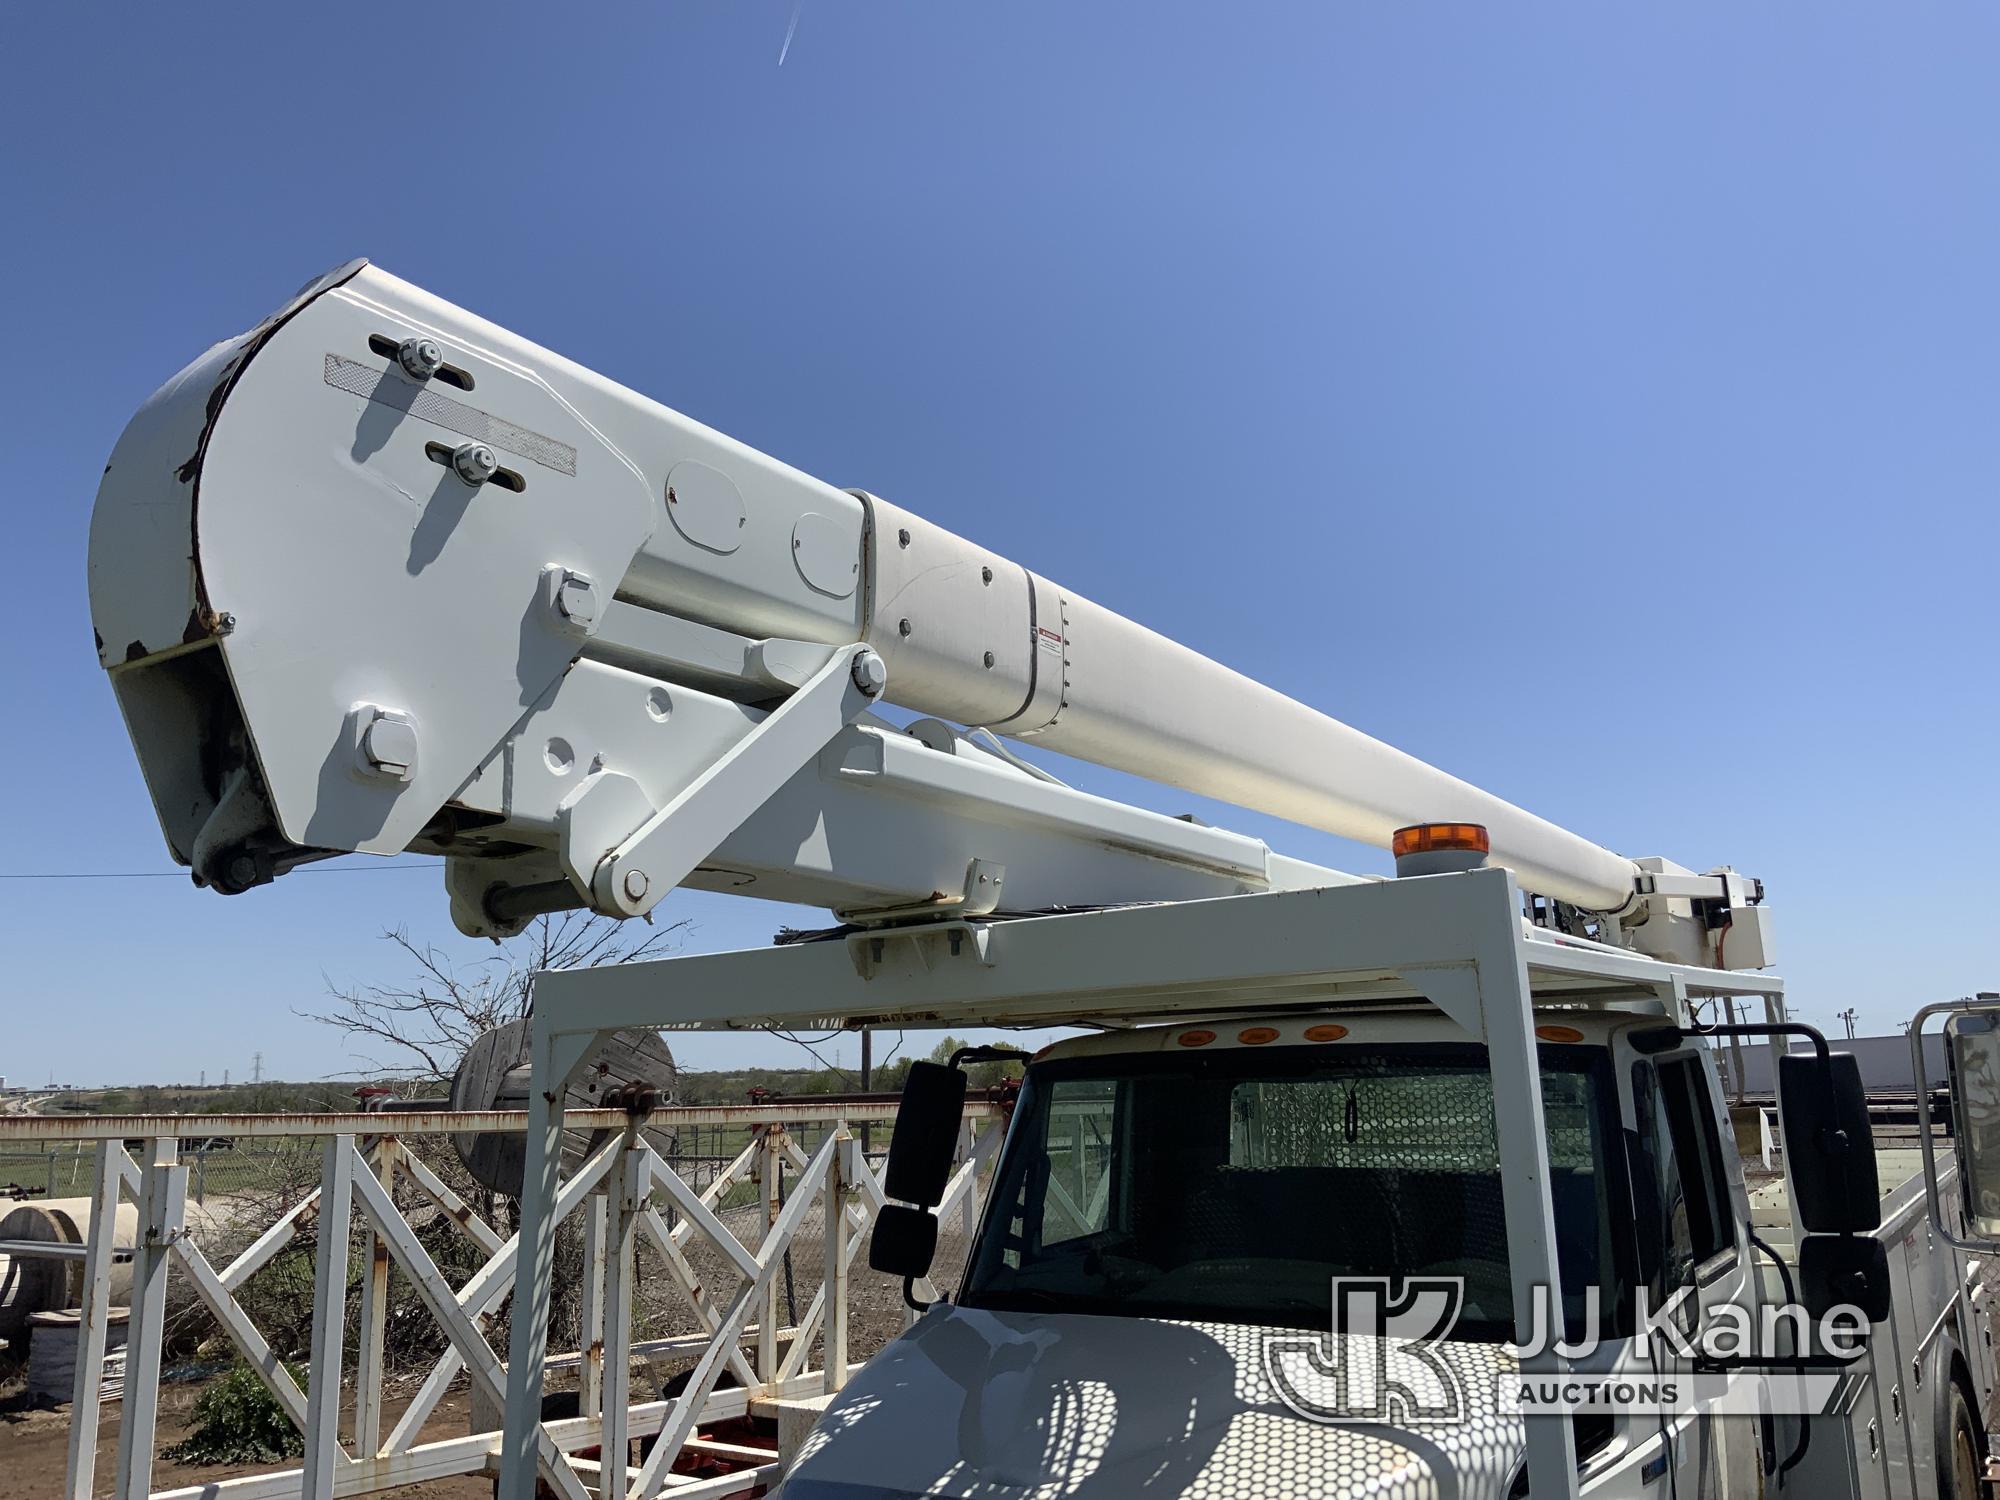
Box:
[556,574,599,630]
[540,564,600,636]
[397,337,445,381]
[452,442,499,486]
[850,648,888,698]
[346,705,419,783]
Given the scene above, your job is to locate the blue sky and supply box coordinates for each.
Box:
[2,4,1995,1085]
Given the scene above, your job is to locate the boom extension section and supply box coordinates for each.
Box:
[88,259,1766,965]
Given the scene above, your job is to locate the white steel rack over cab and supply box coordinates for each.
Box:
[740,896,2000,1500]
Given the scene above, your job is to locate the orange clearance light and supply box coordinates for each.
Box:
[1237,1026,1280,1046]
[1304,1024,1350,1042]
[1178,1029,1216,1048]
[1392,823,1491,858]
[1535,1025,1585,1043]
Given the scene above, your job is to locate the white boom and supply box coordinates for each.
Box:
[88,259,1764,964]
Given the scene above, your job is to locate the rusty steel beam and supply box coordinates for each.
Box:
[0,1100,1002,1142]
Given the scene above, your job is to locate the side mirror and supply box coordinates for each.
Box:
[884,1061,967,1208]
[1909,998,2000,1250]
[1778,1051,1880,1232]
[1798,1234,1891,1323]
[1945,1010,2000,1241]
[868,1061,968,1299]
[868,1204,940,1279]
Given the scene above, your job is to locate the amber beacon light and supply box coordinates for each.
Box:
[1392,823,1491,857]
[1391,822,1491,878]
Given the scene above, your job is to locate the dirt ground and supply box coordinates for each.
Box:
[0,1382,492,1500]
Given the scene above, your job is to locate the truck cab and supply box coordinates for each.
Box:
[779,1008,1775,1500]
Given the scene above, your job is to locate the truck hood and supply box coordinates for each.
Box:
[778,1307,1530,1500]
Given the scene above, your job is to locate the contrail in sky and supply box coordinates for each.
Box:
[778,0,803,65]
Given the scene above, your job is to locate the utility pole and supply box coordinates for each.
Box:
[1836,1008,1859,1040]
[859,1029,873,1154]
[251,1051,263,1085]
[1724,997,1747,1105]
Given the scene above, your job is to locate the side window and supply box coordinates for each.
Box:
[1039,1079,1117,1246]
[1659,1057,1735,1264]
[1633,1056,1736,1290]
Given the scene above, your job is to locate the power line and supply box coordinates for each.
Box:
[0,863,436,880]
[771,1028,858,1088]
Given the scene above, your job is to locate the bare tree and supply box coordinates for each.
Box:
[302,911,687,1085]
[274,911,694,1375]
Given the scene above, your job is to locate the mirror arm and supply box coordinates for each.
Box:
[901,1275,935,1313]
[1911,997,2000,1254]
[1648,1019,1857,1141]
[1746,1226,1815,1477]
[1669,1020,1831,1063]
[948,1044,1033,1070]
[1669,1021,1859,1158]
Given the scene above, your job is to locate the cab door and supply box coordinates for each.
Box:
[1628,1050,1761,1500]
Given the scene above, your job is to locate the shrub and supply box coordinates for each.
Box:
[162,1362,305,1465]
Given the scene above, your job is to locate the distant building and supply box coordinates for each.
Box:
[1716,1032,1945,1096]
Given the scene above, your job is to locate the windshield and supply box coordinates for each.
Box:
[960,1041,1630,1341]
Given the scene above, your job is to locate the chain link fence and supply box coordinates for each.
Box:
[0,1139,323,1206]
